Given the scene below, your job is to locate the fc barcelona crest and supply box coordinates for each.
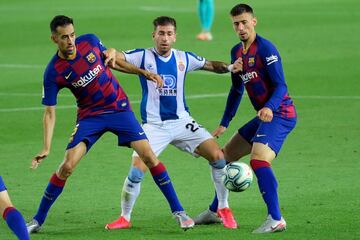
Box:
[248,57,255,67]
[86,52,97,63]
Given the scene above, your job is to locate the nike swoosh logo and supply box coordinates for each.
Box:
[65,72,72,79]
[256,134,266,137]
[138,132,145,135]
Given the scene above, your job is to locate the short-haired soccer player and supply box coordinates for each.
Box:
[195,4,297,233]
[26,15,194,234]
[103,16,242,229]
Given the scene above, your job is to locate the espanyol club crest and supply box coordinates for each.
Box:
[248,57,255,67]
[178,61,185,71]
[86,52,97,63]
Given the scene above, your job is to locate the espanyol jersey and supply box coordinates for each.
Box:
[221,34,296,127]
[42,34,131,120]
[123,48,206,123]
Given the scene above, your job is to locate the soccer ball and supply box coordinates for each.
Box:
[223,162,253,192]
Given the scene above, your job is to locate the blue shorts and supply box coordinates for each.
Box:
[238,116,296,155]
[67,111,147,151]
[0,176,6,192]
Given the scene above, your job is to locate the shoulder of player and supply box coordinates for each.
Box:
[124,48,146,55]
[75,33,100,45]
[184,50,205,62]
[256,35,279,54]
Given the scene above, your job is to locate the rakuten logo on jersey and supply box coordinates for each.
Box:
[240,71,258,84]
[72,64,102,88]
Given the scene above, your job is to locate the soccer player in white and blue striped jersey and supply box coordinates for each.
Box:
[104,16,242,230]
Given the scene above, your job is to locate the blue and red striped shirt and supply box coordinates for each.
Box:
[42,34,131,120]
[221,34,296,127]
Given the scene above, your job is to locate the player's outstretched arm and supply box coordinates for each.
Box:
[31,106,55,169]
[202,58,243,74]
[104,48,163,88]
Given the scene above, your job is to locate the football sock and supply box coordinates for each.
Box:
[150,162,184,213]
[208,191,218,212]
[210,160,229,209]
[3,207,30,240]
[121,177,141,221]
[34,173,66,225]
[198,0,214,31]
[250,159,281,220]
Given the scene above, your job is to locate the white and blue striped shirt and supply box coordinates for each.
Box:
[123,48,206,123]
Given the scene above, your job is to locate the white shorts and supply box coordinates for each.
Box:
[132,116,213,157]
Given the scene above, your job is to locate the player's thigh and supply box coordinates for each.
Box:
[172,117,213,156]
[0,190,13,215]
[132,123,171,158]
[107,112,148,147]
[223,132,252,162]
[251,116,296,162]
[66,116,106,152]
[130,139,158,168]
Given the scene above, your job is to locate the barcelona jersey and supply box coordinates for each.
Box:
[42,34,131,120]
[221,34,296,127]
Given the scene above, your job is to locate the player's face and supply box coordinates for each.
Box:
[152,24,176,57]
[231,13,257,42]
[51,24,76,59]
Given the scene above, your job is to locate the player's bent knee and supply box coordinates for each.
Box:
[58,162,75,179]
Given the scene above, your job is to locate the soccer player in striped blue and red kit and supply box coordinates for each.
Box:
[26,15,194,234]
[195,4,297,233]
[0,176,30,239]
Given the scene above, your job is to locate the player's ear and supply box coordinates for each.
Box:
[152,32,155,39]
[253,17,257,27]
[51,34,57,44]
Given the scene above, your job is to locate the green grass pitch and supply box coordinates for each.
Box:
[0,0,360,239]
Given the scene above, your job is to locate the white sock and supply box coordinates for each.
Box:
[211,166,229,209]
[121,177,141,221]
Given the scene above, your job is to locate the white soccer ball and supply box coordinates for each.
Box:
[223,162,253,192]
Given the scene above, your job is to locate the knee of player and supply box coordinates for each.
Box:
[138,150,157,167]
[58,162,75,178]
[127,166,145,183]
[207,148,225,162]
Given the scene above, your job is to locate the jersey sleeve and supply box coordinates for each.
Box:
[260,42,288,112]
[220,46,244,127]
[185,52,206,72]
[41,67,59,106]
[123,49,145,68]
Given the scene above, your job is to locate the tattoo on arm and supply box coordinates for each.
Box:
[202,60,229,73]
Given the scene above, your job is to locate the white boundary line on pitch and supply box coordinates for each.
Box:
[0,93,359,113]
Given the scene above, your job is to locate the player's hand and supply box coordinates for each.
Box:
[31,150,49,169]
[257,107,273,122]
[144,71,164,88]
[232,57,243,73]
[212,125,227,138]
[103,48,116,68]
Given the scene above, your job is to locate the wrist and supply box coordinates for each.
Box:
[227,64,234,72]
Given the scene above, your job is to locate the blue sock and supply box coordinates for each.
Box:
[3,207,30,240]
[150,162,184,213]
[251,159,281,220]
[34,173,66,225]
[209,191,218,212]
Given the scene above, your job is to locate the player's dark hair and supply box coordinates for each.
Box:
[50,15,74,33]
[153,16,176,31]
[230,4,254,16]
